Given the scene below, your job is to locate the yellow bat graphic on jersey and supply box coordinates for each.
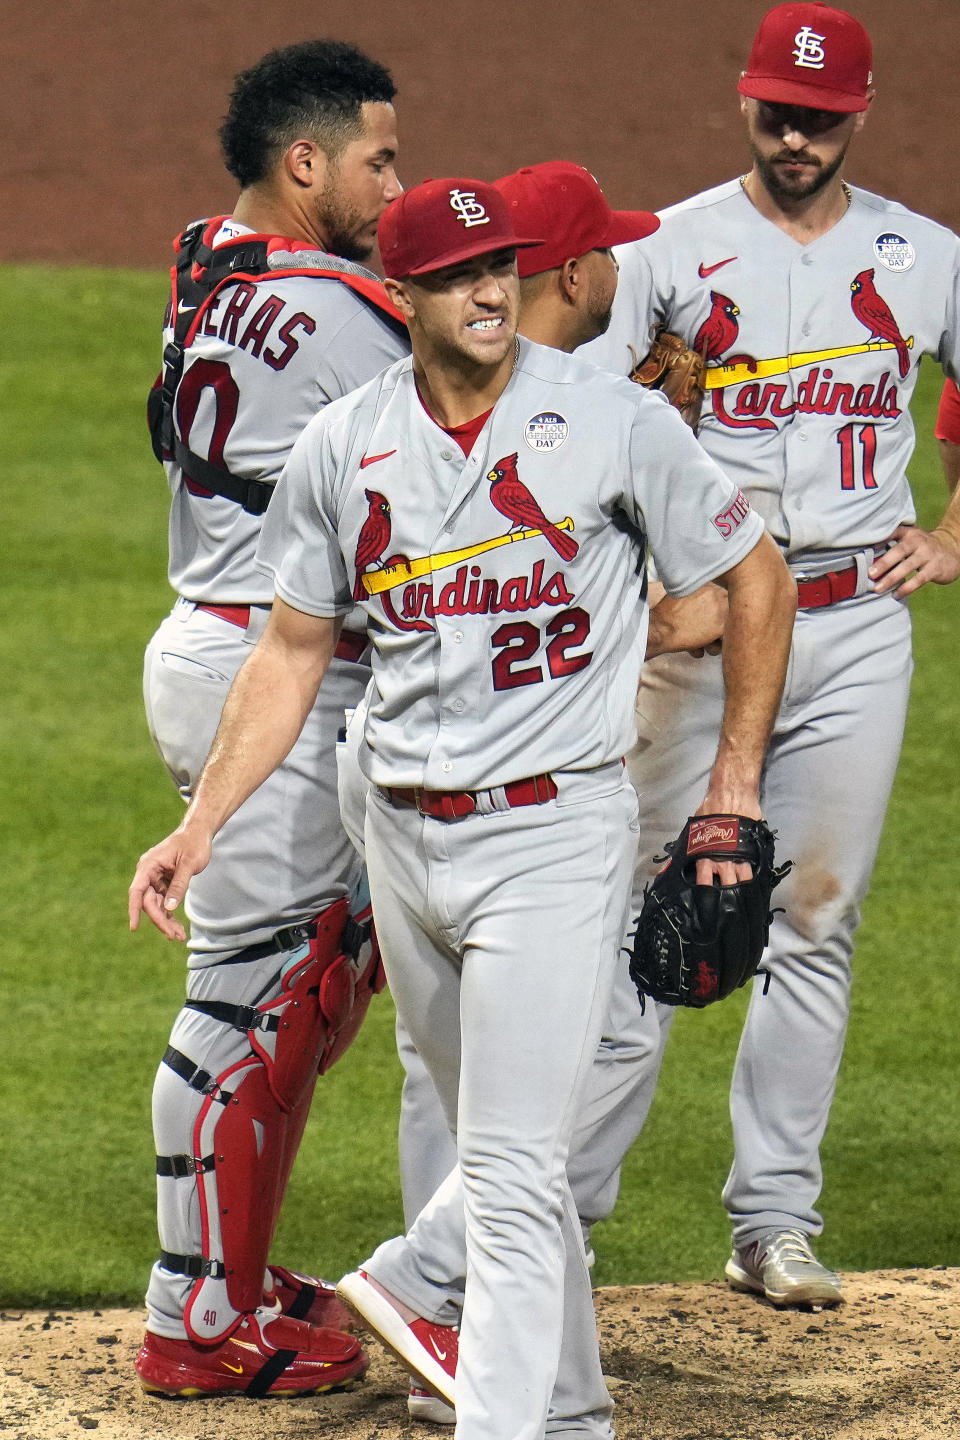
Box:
[362,518,576,596]
[704,336,915,390]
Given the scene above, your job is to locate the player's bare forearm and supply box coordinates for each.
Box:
[703,532,795,815]
[938,438,960,495]
[128,599,342,938]
[645,582,727,659]
[686,533,793,886]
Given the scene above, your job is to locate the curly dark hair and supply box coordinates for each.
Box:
[220,40,396,188]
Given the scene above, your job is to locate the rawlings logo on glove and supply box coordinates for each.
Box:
[627,814,792,1009]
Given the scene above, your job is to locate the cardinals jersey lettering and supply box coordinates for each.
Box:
[583,181,960,557]
[163,220,409,603]
[257,339,764,790]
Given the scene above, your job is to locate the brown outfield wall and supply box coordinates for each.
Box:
[2,0,958,268]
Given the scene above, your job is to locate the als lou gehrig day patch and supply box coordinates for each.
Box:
[873,232,915,272]
[524,411,569,452]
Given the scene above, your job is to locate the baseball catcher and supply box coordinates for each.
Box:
[628,329,707,429]
[628,814,791,1009]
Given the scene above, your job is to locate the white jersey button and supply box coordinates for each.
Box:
[441,761,453,774]
[454,699,465,712]
[453,631,464,642]
[441,449,454,460]
[801,254,813,266]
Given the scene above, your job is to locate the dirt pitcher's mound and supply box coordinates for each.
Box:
[3,1269,959,1440]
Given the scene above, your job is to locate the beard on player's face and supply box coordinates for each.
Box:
[314,189,375,263]
[578,250,617,346]
[313,160,382,263]
[751,138,849,203]
[584,292,614,343]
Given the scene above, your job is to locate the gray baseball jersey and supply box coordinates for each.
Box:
[258,333,765,1440]
[585,180,960,558]
[164,220,408,604]
[258,337,764,789]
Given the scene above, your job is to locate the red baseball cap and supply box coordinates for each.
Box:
[738,3,872,113]
[378,177,543,279]
[492,162,659,278]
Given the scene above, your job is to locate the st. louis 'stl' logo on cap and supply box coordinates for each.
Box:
[738,5,872,114]
[792,24,826,68]
[449,189,491,228]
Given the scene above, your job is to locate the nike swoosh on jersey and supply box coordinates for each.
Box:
[360,449,398,469]
[429,1336,447,1361]
[177,300,197,313]
[698,257,737,278]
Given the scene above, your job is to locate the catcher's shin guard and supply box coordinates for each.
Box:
[269,891,384,1237]
[158,894,382,1344]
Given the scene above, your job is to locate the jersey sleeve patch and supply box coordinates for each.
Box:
[711,488,752,539]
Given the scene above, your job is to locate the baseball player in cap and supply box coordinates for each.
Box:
[498,161,731,664]
[584,0,960,1308]
[327,162,739,1432]
[330,165,729,1427]
[129,171,795,1439]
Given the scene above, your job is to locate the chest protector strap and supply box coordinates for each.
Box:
[148,217,407,515]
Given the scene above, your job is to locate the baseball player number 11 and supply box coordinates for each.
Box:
[837,423,878,490]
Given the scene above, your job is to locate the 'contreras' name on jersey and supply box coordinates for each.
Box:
[193,283,316,371]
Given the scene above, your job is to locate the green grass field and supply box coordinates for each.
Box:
[1,265,957,1307]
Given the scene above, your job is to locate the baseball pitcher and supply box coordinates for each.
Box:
[126,176,794,1440]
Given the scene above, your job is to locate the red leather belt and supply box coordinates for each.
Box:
[195,604,367,662]
[332,629,369,662]
[383,772,558,821]
[795,563,859,610]
[195,602,255,627]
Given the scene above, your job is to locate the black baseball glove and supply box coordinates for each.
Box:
[627,814,791,1009]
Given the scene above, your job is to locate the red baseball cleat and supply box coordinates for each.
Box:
[135,1307,368,1398]
[337,1269,457,1407]
[267,1264,358,1332]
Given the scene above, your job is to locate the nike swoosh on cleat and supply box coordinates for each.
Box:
[221,1361,244,1374]
[428,1337,447,1361]
[698,257,737,278]
[360,449,397,469]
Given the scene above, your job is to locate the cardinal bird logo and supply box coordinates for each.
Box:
[694,291,741,364]
[353,489,392,599]
[850,269,911,378]
[487,453,579,561]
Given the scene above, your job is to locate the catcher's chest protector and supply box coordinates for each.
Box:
[148,217,406,512]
